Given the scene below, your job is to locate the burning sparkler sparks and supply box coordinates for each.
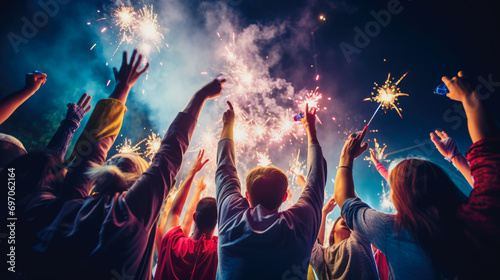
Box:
[116,138,141,154]
[364,72,409,119]
[145,132,162,160]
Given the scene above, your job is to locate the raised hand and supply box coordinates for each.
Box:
[370,150,380,165]
[25,71,47,92]
[322,197,337,214]
[113,49,149,88]
[65,93,92,123]
[341,125,369,163]
[301,103,317,139]
[223,101,235,126]
[197,79,225,100]
[430,130,459,159]
[442,71,473,102]
[290,169,306,189]
[190,150,209,174]
[196,177,207,192]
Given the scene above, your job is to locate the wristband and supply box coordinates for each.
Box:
[339,166,352,171]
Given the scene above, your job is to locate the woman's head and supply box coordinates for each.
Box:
[389,158,465,257]
[328,217,351,246]
[88,153,149,195]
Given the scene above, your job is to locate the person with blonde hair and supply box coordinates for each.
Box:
[18,50,225,280]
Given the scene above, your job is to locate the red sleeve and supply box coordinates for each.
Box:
[459,138,500,238]
[376,163,389,180]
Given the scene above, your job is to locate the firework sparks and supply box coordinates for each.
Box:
[364,138,390,167]
[145,132,162,160]
[256,151,272,167]
[112,5,137,32]
[364,72,408,118]
[116,138,141,154]
[298,87,323,111]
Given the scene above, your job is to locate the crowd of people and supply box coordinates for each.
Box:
[1,50,499,280]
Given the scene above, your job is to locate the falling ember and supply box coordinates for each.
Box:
[201,71,208,75]
[315,75,320,81]
[101,27,107,33]
[145,132,162,160]
[364,72,409,118]
[256,151,272,167]
[106,80,111,86]
[90,43,96,50]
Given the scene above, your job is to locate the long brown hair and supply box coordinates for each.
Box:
[389,158,465,268]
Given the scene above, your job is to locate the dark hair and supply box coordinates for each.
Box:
[0,151,63,208]
[0,140,27,170]
[329,217,343,246]
[246,166,288,210]
[195,197,217,232]
[390,158,465,268]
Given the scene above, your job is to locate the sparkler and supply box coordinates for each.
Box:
[364,72,409,126]
[112,5,136,32]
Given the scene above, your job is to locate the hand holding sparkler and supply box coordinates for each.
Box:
[301,103,318,144]
[441,71,473,102]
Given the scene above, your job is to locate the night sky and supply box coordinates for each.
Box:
[1,0,499,213]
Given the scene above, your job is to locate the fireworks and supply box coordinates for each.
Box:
[145,132,162,160]
[116,138,141,154]
[256,151,272,167]
[105,4,164,56]
[112,5,136,32]
[298,87,323,111]
[364,138,390,166]
[364,72,409,118]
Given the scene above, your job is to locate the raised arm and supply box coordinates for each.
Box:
[181,177,207,235]
[443,71,500,143]
[430,130,473,187]
[288,104,327,242]
[125,80,223,229]
[46,93,92,161]
[370,150,388,180]
[164,150,208,235]
[318,197,337,245]
[0,72,47,125]
[334,125,368,208]
[61,50,148,198]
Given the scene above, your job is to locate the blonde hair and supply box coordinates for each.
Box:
[246,166,288,210]
[87,153,149,195]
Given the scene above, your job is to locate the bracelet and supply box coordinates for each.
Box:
[450,153,461,161]
[339,166,352,171]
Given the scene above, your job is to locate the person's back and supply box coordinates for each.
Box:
[216,103,327,279]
